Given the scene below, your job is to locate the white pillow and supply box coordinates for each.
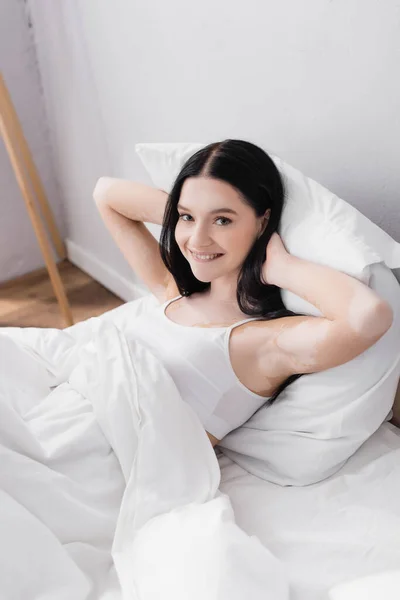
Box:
[135,142,400,485]
[219,262,400,485]
[136,142,400,317]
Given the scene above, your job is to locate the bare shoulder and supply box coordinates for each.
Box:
[250,314,316,377]
[228,315,301,396]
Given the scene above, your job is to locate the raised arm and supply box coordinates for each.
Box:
[93,177,168,225]
[93,178,179,302]
[261,233,393,374]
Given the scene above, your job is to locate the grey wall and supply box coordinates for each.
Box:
[0,0,64,284]
[27,0,400,298]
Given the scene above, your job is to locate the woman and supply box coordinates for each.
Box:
[93,139,393,447]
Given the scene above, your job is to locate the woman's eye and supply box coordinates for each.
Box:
[215,217,232,226]
[178,214,231,226]
[178,213,192,221]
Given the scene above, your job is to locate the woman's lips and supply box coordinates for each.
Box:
[189,250,224,262]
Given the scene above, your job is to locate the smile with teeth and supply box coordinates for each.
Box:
[190,250,223,262]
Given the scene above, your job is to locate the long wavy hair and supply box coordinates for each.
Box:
[160,139,303,403]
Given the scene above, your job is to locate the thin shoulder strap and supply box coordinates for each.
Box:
[164,294,182,308]
[228,316,262,332]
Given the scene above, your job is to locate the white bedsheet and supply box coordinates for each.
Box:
[1,314,399,600]
[218,421,400,600]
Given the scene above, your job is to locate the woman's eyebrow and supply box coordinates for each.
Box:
[177,204,238,215]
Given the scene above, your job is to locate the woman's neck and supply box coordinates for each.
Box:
[203,274,239,306]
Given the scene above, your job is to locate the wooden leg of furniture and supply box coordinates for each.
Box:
[0,73,73,327]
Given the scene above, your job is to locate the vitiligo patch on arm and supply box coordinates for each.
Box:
[274,308,393,375]
[275,318,332,369]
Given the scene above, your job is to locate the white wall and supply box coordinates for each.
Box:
[0,0,64,284]
[28,0,400,299]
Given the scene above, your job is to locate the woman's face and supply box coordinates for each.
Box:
[175,176,269,283]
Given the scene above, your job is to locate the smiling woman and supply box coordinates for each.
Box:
[93,139,393,448]
[158,142,293,319]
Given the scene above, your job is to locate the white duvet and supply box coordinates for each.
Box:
[0,321,289,600]
[2,306,400,600]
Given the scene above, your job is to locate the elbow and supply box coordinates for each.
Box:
[93,177,115,205]
[375,299,394,334]
[357,299,394,341]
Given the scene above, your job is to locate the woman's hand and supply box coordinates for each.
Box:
[262,232,291,286]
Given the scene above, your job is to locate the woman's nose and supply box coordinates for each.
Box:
[190,223,212,246]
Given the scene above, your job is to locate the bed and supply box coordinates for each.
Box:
[218,422,400,599]
[1,286,400,600]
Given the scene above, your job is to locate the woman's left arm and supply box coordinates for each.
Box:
[262,234,394,373]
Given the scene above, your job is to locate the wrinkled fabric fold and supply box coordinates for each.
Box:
[70,322,290,599]
[0,322,290,600]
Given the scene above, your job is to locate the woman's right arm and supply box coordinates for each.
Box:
[93,177,179,302]
[93,177,167,225]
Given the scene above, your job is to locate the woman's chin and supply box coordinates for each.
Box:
[191,271,213,283]
[188,255,233,282]
[189,265,216,281]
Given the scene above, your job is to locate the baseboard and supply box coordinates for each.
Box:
[65,239,147,303]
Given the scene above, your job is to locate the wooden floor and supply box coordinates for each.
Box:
[0,260,125,329]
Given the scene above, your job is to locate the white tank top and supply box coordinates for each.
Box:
[126,294,271,439]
